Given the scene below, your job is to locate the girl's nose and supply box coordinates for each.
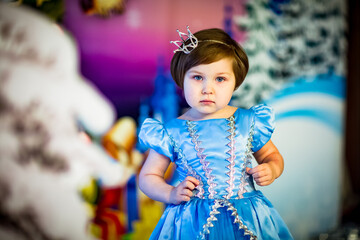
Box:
[202,81,214,95]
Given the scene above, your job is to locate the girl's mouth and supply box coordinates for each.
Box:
[200,100,215,104]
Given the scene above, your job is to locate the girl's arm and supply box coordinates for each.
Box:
[139,149,199,205]
[246,140,284,186]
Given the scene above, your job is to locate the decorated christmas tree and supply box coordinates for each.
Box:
[232,0,278,107]
[231,0,347,108]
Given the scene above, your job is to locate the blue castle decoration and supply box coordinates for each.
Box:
[137,56,179,151]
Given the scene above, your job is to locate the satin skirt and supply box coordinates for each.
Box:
[149,191,293,240]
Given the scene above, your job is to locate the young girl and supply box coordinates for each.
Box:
[138,27,293,240]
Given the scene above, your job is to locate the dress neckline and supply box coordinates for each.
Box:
[175,108,240,122]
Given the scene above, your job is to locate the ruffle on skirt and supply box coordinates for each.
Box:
[149,191,293,240]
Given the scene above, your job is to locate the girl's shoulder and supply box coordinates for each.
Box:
[233,104,274,122]
[138,118,174,159]
[249,104,274,116]
[163,118,186,133]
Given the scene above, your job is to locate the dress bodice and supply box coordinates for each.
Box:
[139,104,275,200]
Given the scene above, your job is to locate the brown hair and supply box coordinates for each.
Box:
[170,28,249,90]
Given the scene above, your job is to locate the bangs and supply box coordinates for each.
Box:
[184,43,234,71]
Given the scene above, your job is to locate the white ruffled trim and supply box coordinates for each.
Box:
[186,120,216,198]
[223,115,236,199]
[237,119,255,199]
[168,133,204,197]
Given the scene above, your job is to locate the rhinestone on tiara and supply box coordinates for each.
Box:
[170,26,198,54]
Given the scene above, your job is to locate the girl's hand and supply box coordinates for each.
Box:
[246,163,276,186]
[251,140,284,186]
[169,176,199,205]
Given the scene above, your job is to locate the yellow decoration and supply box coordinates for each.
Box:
[17,0,52,7]
[36,0,51,6]
[83,0,126,16]
[81,178,99,204]
[89,222,102,239]
[104,117,137,152]
[80,179,98,221]
[102,117,143,171]
[83,202,97,220]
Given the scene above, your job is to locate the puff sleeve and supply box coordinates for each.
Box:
[250,104,275,152]
[138,118,174,160]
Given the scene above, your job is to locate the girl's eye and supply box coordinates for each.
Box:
[194,75,202,81]
[216,77,225,82]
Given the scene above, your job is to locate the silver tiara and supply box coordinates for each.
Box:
[170,26,198,54]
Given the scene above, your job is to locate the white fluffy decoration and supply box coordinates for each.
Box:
[0,4,133,240]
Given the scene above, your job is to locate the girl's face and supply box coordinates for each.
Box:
[183,58,236,120]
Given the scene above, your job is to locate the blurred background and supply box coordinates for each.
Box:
[1,0,359,239]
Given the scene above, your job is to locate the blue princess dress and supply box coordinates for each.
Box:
[139,104,293,240]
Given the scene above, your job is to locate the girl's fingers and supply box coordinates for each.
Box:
[254,174,275,186]
[181,195,190,202]
[248,166,267,176]
[251,172,260,178]
[185,176,200,186]
[184,180,197,190]
[182,189,193,197]
[256,180,273,186]
[252,170,267,179]
[254,175,270,183]
[180,176,199,190]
